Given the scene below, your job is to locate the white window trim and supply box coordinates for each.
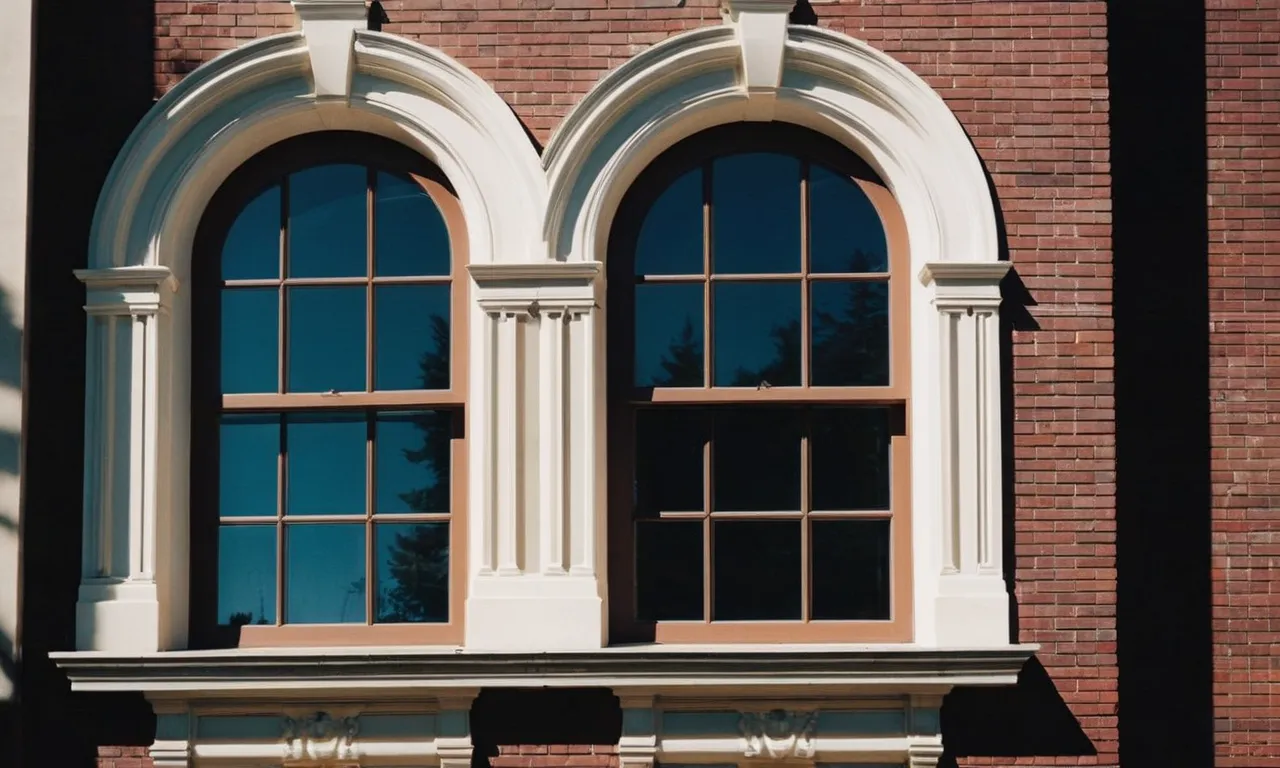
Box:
[67,0,1019,658]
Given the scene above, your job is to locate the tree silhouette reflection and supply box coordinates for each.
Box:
[376,312,451,623]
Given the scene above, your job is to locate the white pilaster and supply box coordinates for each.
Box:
[618,695,658,768]
[466,262,603,650]
[149,701,192,768]
[920,261,1011,647]
[74,266,184,653]
[907,743,944,768]
[437,692,479,768]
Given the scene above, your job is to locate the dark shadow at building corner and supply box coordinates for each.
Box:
[1108,1,1214,767]
[21,0,158,764]
[939,657,1096,765]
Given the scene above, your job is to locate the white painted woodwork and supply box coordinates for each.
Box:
[70,0,1015,656]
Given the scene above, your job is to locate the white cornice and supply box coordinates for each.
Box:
[51,646,1035,696]
[919,261,1010,309]
[470,261,601,314]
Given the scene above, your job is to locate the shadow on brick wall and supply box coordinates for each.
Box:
[20,0,159,766]
[937,162,1095,766]
[470,689,623,768]
[1109,1,1214,766]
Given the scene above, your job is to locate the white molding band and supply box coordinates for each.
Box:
[75,0,1015,654]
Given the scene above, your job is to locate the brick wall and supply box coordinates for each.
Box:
[492,744,620,768]
[1208,0,1280,765]
[143,1,1118,767]
[97,746,151,768]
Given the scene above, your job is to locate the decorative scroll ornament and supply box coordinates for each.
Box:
[282,711,360,763]
[738,709,817,759]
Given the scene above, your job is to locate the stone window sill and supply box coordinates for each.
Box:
[52,643,1036,697]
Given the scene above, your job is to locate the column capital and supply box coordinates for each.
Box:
[470,260,600,316]
[919,260,1008,310]
[76,265,178,317]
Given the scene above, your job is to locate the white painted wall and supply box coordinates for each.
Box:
[0,0,33,702]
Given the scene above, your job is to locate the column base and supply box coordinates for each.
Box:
[934,575,1011,647]
[465,575,603,650]
[76,580,161,652]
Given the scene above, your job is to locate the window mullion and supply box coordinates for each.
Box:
[703,410,713,624]
[800,159,811,389]
[276,414,286,627]
[800,409,811,623]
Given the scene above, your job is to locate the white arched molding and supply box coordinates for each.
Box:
[543,0,1014,648]
[72,0,548,653]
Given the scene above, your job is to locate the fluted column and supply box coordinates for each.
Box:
[921,261,1011,646]
[467,262,603,650]
[74,266,184,652]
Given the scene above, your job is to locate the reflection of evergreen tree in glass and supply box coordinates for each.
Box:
[730,320,801,387]
[653,317,703,387]
[379,313,451,624]
[811,249,890,386]
[227,610,270,627]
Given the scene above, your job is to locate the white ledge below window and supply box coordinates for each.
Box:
[51,644,1036,696]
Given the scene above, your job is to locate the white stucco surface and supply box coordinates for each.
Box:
[0,0,33,703]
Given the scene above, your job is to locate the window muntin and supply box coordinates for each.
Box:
[609,125,912,643]
[194,134,467,647]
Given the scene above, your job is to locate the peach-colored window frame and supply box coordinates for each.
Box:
[190,132,468,648]
[606,124,913,644]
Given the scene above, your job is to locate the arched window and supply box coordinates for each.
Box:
[608,124,912,643]
[190,132,467,647]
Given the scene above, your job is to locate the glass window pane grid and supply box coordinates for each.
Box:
[633,159,892,396]
[220,167,453,398]
[216,408,455,627]
[633,406,893,624]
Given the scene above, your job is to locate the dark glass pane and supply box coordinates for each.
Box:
[219,414,279,518]
[635,167,702,276]
[222,184,280,280]
[374,284,450,391]
[375,171,450,277]
[635,409,706,516]
[217,525,277,627]
[375,522,449,623]
[288,164,367,278]
[636,520,703,621]
[811,407,891,511]
[712,408,801,512]
[811,280,890,387]
[635,283,703,387]
[285,523,366,623]
[286,413,366,515]
[712,520,800,620]
[376,411,450,514]
[712,153,800,274]
[809,165,888,274]
[713,282,801,387]
[811,519,891,620]
[221,288,278,394]
[287,285,366,393]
